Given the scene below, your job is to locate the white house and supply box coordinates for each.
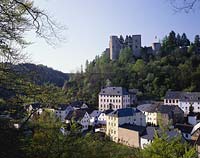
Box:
[89,110,101,126]
[98,87,137,111]
[26,103,43,115]
[137,104,158,125]
[65,109,90,131]
[106,108,146,142]
[164,91,200,114]
[98,109,114,125]
[55,104,73,122]
[70,101,89,110]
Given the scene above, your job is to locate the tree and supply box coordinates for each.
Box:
[118,47,133,64]
[194,35,200,47]
[0,0,64,63]
[176,33,182,46]
[170,0,200,12]
[181,33,190,47]
[141,133,197,158]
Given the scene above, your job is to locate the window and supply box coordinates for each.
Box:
[166,100,168,103]
[173,100,175,103]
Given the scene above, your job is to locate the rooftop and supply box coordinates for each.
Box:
[137,103,183,116]
[137,103,159,113]
[175,123,194,134]
[165,91,200,102]
[99,87,129,96]
[108,108,140,117]
[141,126,179,140]
[65,109,87,121]
[119,124,146,135]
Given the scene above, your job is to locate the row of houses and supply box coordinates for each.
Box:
[26,87,200,156]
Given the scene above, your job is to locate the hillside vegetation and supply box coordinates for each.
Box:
[63,31,200,106]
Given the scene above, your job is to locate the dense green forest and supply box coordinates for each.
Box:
[13,63,69,87]
[63,31,200,106]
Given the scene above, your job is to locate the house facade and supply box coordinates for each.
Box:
[99,87,136,111]
[137,103,184,126]
[106,108,146,142]
[118,124,145,148]
[164,91,200,114]
[137,104,159,125]
[89,110,101,126]
[55,105,74,122]
[98,109,114,125]
[65,109,90,131]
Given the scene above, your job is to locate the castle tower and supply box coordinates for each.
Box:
[132,35,141,57]
[109,36,122,60]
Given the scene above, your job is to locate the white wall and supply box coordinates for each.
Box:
[140,138,152,149]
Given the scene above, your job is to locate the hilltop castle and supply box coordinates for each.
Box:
[105,35,161,60]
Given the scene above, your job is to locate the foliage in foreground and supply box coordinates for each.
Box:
[141,133,197,158]
[0,111,198,158]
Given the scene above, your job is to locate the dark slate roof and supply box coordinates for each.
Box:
[141,126,158,140]
[69,101,84,108]
[175,123,194,133]
[85,108,96,115]
[90,110,101,117]
[119,124,146,135]
[165,91,200,102]
[56,104,69,110]
[141,126,179,140]
[137,103,159,113]
[137,104,184,116]
[103,109,114,115]
[107,108,140,117]
[65,109,87,121]
[157,105,184,118]
[99,87,129,95]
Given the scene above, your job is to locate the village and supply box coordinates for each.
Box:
[25,86,200,155]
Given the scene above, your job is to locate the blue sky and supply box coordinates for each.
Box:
[24,0,200,73]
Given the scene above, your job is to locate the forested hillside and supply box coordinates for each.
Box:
[13,63,69,87]
[63,31,200,106]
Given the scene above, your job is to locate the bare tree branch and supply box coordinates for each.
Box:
[0,0,66,64]
[170,0,200,13]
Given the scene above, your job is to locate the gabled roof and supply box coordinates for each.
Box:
[99,87,129,95]
[157,105,184,118]
[141,126,158,140]
[65,109,88,121]
[137,104,184,116]
[175,123,194,134]
[141,126,179,140]
[137,103,159,113]
[102,109,114,115]
[56,104,69,110]
[119,124,146,135]
[165,91,200,102]
[107,108,140,117]
[69,101,84,108]
[90,110,101,118]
